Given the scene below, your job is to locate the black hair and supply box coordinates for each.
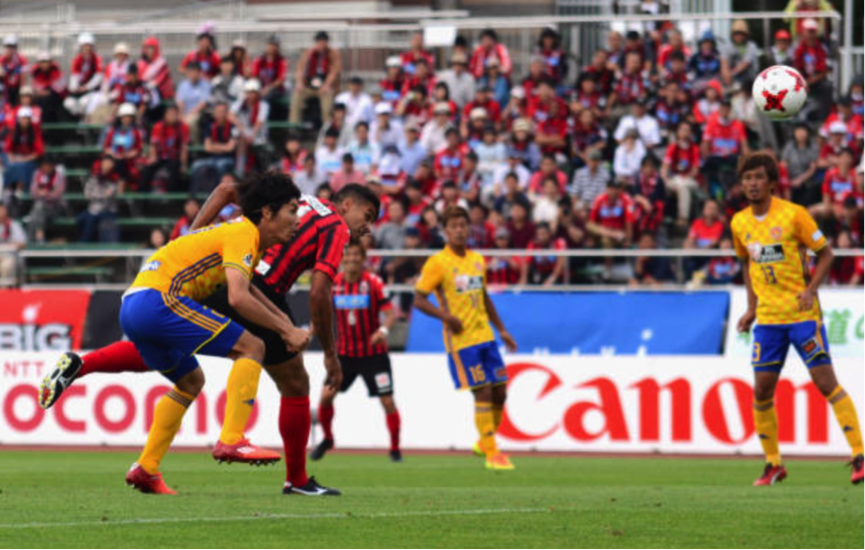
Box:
[670,50,685,62]
[315,31,329,42]
[480,29,498,41]
[325,127,341,139]
[536,221,552,233]
[441,180,458,190]
[466,151,479,162]
[333,102,347,112]
[333,183,381,219]
[342,152,354,163]
[434,81,451,100]
[238,170,301,225]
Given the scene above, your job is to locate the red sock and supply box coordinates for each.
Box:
[279,396,310,487]
[386,410,401,452]
[319,403,334,442]
[79,341,148,377]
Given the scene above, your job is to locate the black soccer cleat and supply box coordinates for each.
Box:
[284,476,342,496]
[389,450,403,463]
[39,352,83,409]
[310,439,334,461]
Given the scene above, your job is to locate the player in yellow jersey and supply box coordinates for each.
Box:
[414,206,518,470]
[731,152,863,486]
[120,172,310,494]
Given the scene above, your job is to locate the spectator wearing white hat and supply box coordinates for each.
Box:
[420,102,452,155]
[437,52,475,109]
[29,52,65,123]
[0,35,27,105]
[370,101,403,153]
[379,55,406,106]
[4,107,45,188]
[231,78,269,175]
[13,87,43,127]
[64,33,104,118]
[86,43,131,124]
[817,120,852,171]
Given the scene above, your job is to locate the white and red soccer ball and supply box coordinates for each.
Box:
[752,65,808,120]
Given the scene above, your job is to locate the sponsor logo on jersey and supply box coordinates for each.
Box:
[753,243,785,264]
[455,274,484,293]
[242,254,253,267]
[255,260,271,276]
[140,260,161,273]
[334,294,371,309]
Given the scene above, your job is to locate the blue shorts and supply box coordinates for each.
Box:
[119,289,245,383]
[447,341,508,390]
[751,320,832,373]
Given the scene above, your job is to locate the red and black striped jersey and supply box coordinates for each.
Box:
[255,196,351,294]
[333,270,392,357]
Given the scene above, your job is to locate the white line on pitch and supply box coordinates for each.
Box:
[0,507,555,530]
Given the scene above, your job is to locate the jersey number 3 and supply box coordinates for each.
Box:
[760,265,777,285]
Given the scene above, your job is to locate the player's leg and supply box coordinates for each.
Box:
[312,356,359,460]
[478,342,514,470]
[750,324,788,486]
[793,322,864,484]
[379,394,402,462]
[359,354,401,462]
[39,341,150,409]
[491,382,507,433]
[265,355,341,496]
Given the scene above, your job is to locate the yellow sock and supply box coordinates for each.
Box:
[138,388,195,474]
[474,401,499,456]
[753,398,781,466]
[492,403,504,432]
[220,357,262,445]
[827,386,864,456]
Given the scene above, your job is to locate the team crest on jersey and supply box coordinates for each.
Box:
[770,226,783,241]
[242,254,253,267]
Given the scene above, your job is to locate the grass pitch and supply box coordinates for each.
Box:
[0,450,861,548]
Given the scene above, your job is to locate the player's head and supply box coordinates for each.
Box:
[442,205,470,249]
[737,152,779,204]
[238,170,302,247]
[342,240,366,276]
[333,183,380,237]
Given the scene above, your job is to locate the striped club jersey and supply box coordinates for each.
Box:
[130,216,260,301]
[730,197,827,325]
[415,246,495,352]
[333,270,392,357]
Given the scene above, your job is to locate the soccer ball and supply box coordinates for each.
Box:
[752,65,808,121]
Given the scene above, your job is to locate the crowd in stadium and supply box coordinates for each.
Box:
[0,7,862,287]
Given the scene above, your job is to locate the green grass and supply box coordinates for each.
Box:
[0,451,861,548]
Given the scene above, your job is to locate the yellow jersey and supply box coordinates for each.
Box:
[131,216,261,301]
[730,197,827,325]
[415,246,495,351]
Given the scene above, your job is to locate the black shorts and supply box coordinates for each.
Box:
[340,354,393,397]
[202,278,298,366]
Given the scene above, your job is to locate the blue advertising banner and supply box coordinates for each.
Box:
[406,292,730,355]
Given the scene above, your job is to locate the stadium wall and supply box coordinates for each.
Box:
[0,353,861,456]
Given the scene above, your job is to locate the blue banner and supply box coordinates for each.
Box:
[406,292,729,355]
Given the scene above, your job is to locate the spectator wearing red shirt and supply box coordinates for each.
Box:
[683,199,724,279]
[30,52,65,123]
[819,96,863,157]
[290,31,342,125]
[663,121,703,224]
[631,155,666,238]
[141,104,189,192]
[400,58,436,100]
[380,56,406,106]
[169,199,201,241]
[190,101,238,191]
[793,18,832,121]
[467,203,495,249]
[404,178,431,226]
[572,73,607,122]
[252,35,289,108]
[535,28,568,85]
[587,180,635,252]
[705,237,741,285]
[180,26,220,79]
[521,222,566,286]
[657,29,692,73]
[607,51,647,118]
[583,49,616,96]
[527,78,568,126]
[812,148,856,220]
[109,64,150,123]
[138,36,174,101]
[469,29,512,79]
[528,154,568,197]
[701,99,750,193]
[3,107,44,187]
[102,103,144,186]
[818,121,850,170]
[64,33,103,119]
[506,198,535,249]
[434,128,467,182]
[0,35,27,105]
[535,102,568,156]
[5,87,42,130]
[487,227,523,286]
[400,31,435,76]
[829,231,858,285]
[462,86,502,133]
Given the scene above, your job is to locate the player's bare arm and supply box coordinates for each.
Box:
[248,283,303,346]
[191,177,239,230]
[799,245,834,312]
[225,268,309,351]
[310,270,342,391]
[483,288,516,352]
[413,290,464,334]
[370,304,395,346]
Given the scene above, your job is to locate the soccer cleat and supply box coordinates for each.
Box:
[309,438,334,461]
[212,438,281,465]
[284,476,342,496]
[39,352,83,409]
[125,463,176,495]
[389,450,403,463]
[752,463,787,486]
[472,440,485,458]
[485,453,515,471]
[850,454,864,485]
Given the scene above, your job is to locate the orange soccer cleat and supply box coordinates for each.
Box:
[125,463,176,495]
[485,453,515,471]
[753,463,787,486]
[213,438,281,465]
[850,455,863,485]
